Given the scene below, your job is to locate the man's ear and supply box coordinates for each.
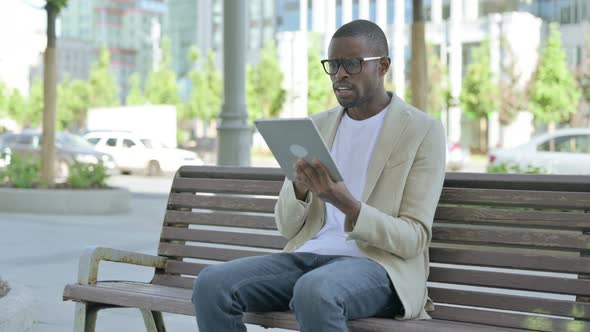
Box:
[379,57,391,76]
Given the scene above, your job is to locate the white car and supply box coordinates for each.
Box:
[84,131,204,175]
[488,128,590,175]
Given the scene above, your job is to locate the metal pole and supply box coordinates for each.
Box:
[217,0,252,166]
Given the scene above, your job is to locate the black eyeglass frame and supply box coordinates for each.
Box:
[320,56,386,75]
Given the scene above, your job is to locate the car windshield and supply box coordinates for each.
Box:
[57,133,95,149]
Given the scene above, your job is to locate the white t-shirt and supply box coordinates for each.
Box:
[295,108,387,257]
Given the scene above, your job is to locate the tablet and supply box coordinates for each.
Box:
[254,118,343,182]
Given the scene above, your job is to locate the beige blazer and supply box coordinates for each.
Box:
[274,94,446,320]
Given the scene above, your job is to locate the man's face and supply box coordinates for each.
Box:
[326,36,384,109]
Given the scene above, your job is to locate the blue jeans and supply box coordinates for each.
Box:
[192,252,403,332]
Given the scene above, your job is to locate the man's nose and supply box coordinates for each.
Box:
[334,64,349,80]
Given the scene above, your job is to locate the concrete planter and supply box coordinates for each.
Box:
[0,282,34,332]
[0,187,130,214]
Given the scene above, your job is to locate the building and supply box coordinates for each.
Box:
[164,0,277,85]
[275,0,589,149]
[53,0,167,102]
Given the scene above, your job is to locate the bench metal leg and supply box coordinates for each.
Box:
[140,309,166,332]
[74,302,103,332]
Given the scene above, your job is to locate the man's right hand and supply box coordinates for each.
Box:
[293,180,309,201]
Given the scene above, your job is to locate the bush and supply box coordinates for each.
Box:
[487,162,544,174]
[1,154,41,188]
[66,161,109,189]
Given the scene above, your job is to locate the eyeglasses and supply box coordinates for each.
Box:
[320,56,384,75]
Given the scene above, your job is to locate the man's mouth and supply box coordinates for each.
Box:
[334,85,354,97]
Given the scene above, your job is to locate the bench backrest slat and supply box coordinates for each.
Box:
[155,166,590,331]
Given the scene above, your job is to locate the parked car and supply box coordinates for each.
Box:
[84,131,204,175]
[0,131,117,181]
[488,128,590,175]
[446,142,470,171]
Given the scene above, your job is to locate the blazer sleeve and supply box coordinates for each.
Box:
[345,119,446,259]
[274,178,312,240]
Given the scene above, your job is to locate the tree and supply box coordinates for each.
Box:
[246,41,286,122]
[307,47,336,115]
[88,45,118,108]
[574,32,589,126]
[410,0,427,111]
[528,23,581,132]
[126,73,146,106]
[57,76,91,131]
[42,0,68,185]
[426,44,449,118]
[460,39,498,152]
[186,47,222,134]
[145,37,181,106]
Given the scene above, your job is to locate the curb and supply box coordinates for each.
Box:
[0,187,130,214]
[0,282,35,332]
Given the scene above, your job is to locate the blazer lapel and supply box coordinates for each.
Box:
[362,95,410,202]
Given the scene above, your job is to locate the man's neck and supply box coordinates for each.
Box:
[346,91,392,121]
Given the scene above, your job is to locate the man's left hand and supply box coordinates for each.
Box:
[294,159,361,225]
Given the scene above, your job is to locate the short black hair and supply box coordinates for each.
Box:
[332,20,389,56]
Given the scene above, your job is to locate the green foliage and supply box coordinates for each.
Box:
[145,37,181,106]
[0,83,8,117]
[66,161,109,188]
[487,162,544,174]
[528,24,581,125]
[575,33,590,109]
[246,41,286,122]
[1,154,41,188]
[426,44,450,117]
[307,47,336,115]
[126,73,146,106]
[46,0,68,10]
[89,46,119,108]
[57,76,91,130]
[460,39,499,119]
[185,48,222,123]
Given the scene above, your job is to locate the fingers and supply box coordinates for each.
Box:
[311,160,335,183]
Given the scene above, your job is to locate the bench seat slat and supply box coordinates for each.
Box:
[171,177,283,195]
[430,247,590,274]
[430,305,589,332]
[430,266,590,296]
[440,188,590,209]
[429,287,590,320]
[164,210,277,230]
[64,282,527,332]
[432,226,589,251]
[168,194,277,213]
[160,227,287,249]
[435,206,590,230]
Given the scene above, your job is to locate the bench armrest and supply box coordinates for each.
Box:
[78,246,167,285]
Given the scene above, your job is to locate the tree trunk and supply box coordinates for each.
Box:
[410,0,427,111]
[41,3,58,186]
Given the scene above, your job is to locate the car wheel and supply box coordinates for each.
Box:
[146,160,161,176]
[55,160,70,182]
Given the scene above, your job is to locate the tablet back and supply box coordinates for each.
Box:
[254,118,343,182]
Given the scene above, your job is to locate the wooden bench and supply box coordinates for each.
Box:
[63,166,590,332]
